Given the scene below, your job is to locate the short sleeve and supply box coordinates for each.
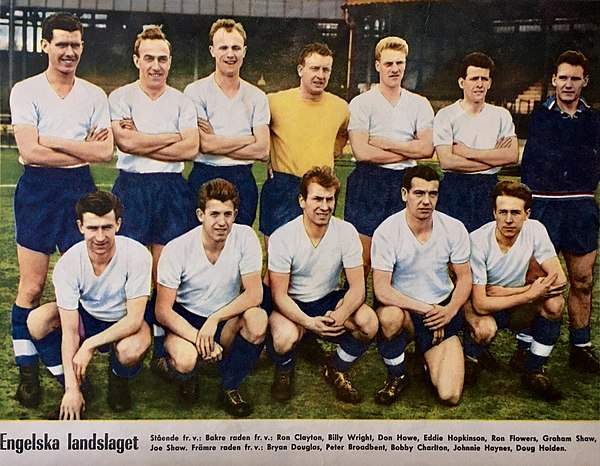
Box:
[416,97,435,130]
[341,222,363,269]
[450,221,470,264]
[499,108,516,139]
[268,230,293,274]
[252,91,271,127]
[90,89,111,129]
[178,94,199,130]
[371,220,397,273]
[52,253,81,311]
[531,221,558,265]
[348,95,370,132]
[124,241,152,299]
[108,88,132,121]
[10,82,37,127]
[239,228,263,276]
[469,235,488,285]
[157,242,184,290]
[433,109,453,147]
[183,82,208,120]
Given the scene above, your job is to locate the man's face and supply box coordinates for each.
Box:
[402,177,439,221]
[552,63,588,107]
[134,39,172,91]
[78,211,121,256]
[493,195,530,241]
[210,27,246,78]
[300,182,336,227]
[197,199,237,244]
[459,66,491,105]
[298,53,333,97]
[42,29,83,76]
[375,49,406,90]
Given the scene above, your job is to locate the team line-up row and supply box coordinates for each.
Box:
[9,13,599,419]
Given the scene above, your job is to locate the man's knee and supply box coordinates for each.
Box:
[569,269,594,295]
[27,303,60,341]
[241,307,268,344]
[377,306,405,339]
[469,317,497,345]
[115,331,151,367]
[166,339,198,374]
[541,295,564,321]
[351,305,378,342]
[269,313,301,354]
[17,279,46,308]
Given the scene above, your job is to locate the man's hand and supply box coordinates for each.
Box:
[528,273,566,301]
[307,316,345,338]
[423,304,454,330]
[196,316,219,360]
[368,136,389,150]
[85,125,109,142]
[119,118,138,132]
[203,342,223,363]
[326,310,346,328]
[72,342,94,384]
[60,388,85,421]
[198,119,215,135]
[494,137,513,149]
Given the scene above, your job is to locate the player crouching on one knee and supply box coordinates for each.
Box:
[463,181,567,401]
[155,179,267,418]
[27,191,152,420]
[267,166,378,404]
[372,165,472,406]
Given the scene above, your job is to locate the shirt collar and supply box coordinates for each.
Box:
[544,95,589,116]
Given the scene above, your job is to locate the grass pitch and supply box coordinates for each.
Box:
[0,147,598,420]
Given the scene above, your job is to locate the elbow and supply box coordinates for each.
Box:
[181,146,198,161]
[96,145,114,163]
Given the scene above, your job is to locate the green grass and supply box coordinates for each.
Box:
[0,147,598,420]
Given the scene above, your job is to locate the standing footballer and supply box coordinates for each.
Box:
[521,50,600,373]
[9,12,113,408]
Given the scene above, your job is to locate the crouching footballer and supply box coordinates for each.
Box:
[156,178,267,417]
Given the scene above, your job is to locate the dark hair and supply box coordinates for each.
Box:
[42,13,83,42]
[76,191,123,222]
[197,178,240,211]
[459,52,495,79]
[209,18,247,45]
[299,166,341,200]
[554,50,589,77]
[298,42,333,67]
[402,165,440,191]
[134,25,171,56]
[491,181,532,212]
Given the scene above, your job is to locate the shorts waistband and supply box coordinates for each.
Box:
[271,171,302,182]
[118,170,184,179]
[22,164,92,183]
[193,161,253,172]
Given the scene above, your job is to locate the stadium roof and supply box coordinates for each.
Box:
[10,0,346,19]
